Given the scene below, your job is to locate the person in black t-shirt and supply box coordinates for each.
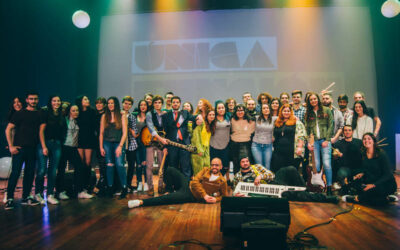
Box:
[35,95,67,205]
[4,92,42,210]
[332,125,363,189]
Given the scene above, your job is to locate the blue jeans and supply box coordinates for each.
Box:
[36,140,62,195]
[313,139,332,186]
[135,144,147,183]
[103,141,127,188]
[251,142,273,170]
[7,146,37,199]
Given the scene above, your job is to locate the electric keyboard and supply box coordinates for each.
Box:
[233,182,306,198]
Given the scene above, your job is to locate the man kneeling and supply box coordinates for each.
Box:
[128,158,228,208]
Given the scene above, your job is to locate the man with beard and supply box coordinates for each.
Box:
[128,158,228,208]
[332,125,363,191]
[292,90,306,123]
[161,96,201,178]
[322,93,344,144]
[246,98,257,118]
[4,91,42,209]
[337,94,353,126]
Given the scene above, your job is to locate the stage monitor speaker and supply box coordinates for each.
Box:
[241,219,288,249]
[220,196,290,236]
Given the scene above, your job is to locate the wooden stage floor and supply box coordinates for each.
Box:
[0,178,399,249]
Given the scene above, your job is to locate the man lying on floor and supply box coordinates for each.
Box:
[128,157,228,208]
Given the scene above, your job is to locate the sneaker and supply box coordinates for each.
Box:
[22,196,40,206]
[78,191,93,199]
[143,183,149,192]
[333,182,341,190]
[59,191,70,200]
[3,193,7,203]
[35,193,46,205]
[47,195,59,205]
[119,188,128,200]
[341,195,355,203]
[114,190,122,196]
[137,182,143,192]
[4,199,14,210]
[128,199,141,208]
[387,195,399,202]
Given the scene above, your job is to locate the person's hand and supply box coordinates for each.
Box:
[234,192,246,197]
[196,115,204,126]
[363,184,375,191]
[295,147,302,156]
[9,146,21,155]
[100,147,106,157]
[322,141,329,148]
[254,175,262,186]
[163,148,168,155]
[204,195,217,203]
[42,147,48,156]
[160,137,168,145]
[115,146,122,157]
[353,173,364,180]
[307,143,314,151]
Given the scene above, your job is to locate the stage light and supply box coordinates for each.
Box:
[72,10,90,28]
[381,0,400,18]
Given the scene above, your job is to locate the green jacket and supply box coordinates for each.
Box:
[305,106,334,141]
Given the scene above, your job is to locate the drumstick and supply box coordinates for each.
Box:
[324,82,336,91]
[377,137,387,144]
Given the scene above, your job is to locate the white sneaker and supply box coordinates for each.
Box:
[47,195,59,205]
[35,193,46,205]
[388,195,399,202]
[333,182,341,190]
[143,183,149,192]
[59,191,70,200]
[137,182,143,192]
[78,191,93,199]
[128,200,141,208]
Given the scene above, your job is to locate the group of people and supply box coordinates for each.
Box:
[3,89,397,210]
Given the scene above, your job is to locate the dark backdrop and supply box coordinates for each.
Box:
[1,0,399,169]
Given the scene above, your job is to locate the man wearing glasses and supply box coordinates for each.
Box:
[5,92,42,209]
[128,158,228,208]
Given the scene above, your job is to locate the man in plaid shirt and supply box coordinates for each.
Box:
[292,90,306,123]
[232,157,275,196]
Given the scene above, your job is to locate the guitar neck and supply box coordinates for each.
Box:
[167,140,197,153]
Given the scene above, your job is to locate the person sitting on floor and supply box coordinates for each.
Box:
[342,133,398,205]
[232,156,338,203]
[128,157,228,208]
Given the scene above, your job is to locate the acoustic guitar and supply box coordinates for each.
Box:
[306,134,326,192]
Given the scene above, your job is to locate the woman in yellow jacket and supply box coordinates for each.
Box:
[191,109,216,175]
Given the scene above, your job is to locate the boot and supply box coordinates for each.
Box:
[119,187,128,199]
